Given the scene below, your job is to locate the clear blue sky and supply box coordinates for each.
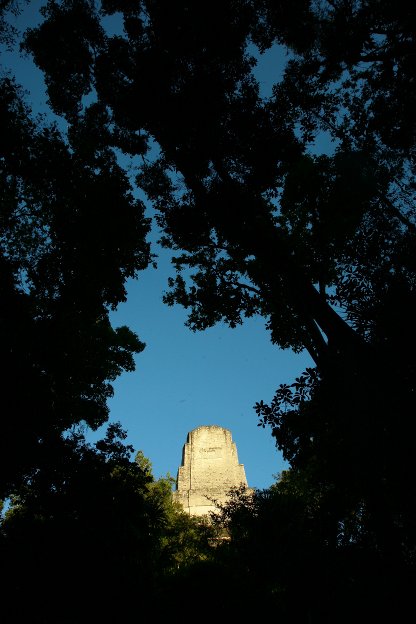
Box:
[2,2,319,490]
[104,249,313,489]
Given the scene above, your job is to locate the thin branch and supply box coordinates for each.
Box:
[381,195,416,235]
[234,281,261,295]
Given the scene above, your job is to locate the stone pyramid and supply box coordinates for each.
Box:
[172,425,249,516]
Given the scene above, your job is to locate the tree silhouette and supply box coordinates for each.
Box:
[1,422,218,623]
[0,70,151,495]
[24,0,416,558]
[2,1,416,618]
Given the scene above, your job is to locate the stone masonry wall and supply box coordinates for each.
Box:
[172,425,249,516]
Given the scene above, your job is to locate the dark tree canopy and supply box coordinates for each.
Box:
[1,1,416,620]
[24,0,416,452]
[1,422,218,623]
[0,60,150,494]
[23,0,416,362]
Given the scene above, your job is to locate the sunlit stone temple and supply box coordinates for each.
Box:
[172,425,249,516]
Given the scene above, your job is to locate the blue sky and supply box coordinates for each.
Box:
[104,251,313,489]
[2,2,319,490]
